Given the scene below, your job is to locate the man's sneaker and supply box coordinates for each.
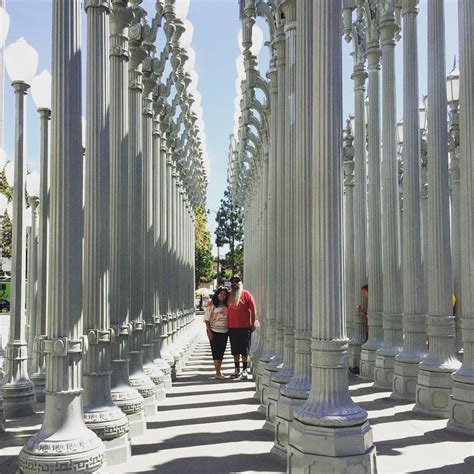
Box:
[240,369,250,380]
[229,370,240,379]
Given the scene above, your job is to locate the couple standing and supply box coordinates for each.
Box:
[203,275,257,380]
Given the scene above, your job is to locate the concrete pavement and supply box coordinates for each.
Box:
[0,331,473,473]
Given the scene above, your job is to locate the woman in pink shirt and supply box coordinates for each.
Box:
[203,287,229,380]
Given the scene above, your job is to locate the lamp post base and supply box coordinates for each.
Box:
[287,419,376,474]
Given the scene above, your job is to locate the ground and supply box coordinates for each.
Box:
[0,328,473,473]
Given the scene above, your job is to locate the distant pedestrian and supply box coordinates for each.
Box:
[203,287,229,380]
[227,275,256,380]
[357,284,369,340]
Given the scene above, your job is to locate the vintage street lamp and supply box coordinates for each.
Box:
[25,171,40,369]
[29,69,51,402]
[2,37,38,418]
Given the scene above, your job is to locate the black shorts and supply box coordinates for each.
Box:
[229,328,252,357]
[210,331,228,360]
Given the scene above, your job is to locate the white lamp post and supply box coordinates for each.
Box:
[447,63,462,353]
[25,172,39,372]
[29,69,51,402]
[0,5,9,153]
[1,37,38,418]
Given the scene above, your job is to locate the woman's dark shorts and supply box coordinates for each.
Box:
[210,331,228,360]
[228,328,252,356]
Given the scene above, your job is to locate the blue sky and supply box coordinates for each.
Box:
[1,0,459,255]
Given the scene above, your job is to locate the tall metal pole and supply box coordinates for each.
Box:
[19,1,105,470]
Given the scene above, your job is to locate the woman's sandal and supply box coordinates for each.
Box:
[214,374,226,380]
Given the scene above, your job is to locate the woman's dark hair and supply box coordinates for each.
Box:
[212,287,228,307]
[361,284,368,291]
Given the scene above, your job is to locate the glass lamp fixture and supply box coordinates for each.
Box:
[0,6,9,48]
[349,114,355,135]
[364,96,369,126]
[26,171,40,198]
[4,160,14,188]
[397,119,404,145]
[446,65,460,107]
[5,37,38,84]
[183,46,195,74]
[0,148,7,170]
[188,70,198,92]
[251,25,264,56]
[238,25,263,57]
[235,77,242,97]
[175,0,190,20]
[0,193,8,215]
[419,96,428,131]
[236,54,245,79]
[81,116,87,150]
[179,19,193,49]
[31,69,52,110]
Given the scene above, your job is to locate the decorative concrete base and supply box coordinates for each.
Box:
[31,375,46,403]
[143,394,157,418]
[259,369,273,410]
[273,394,307,457]
[288,419,376,474]
[266,379,283,429]
[348,342,362,372]
[359,348,377,380]
[103,433,131,466]
[19,425,105,473]
[414,368,454,418]
[391,359,420,401]
[373,352,396,389]
[447,378,474,436]
[128,411,146,438]
[2,381,36,419]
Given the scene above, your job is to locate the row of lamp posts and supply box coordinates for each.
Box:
[0,1,207,472]
[229,0,474,471]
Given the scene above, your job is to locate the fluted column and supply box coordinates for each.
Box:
[263,19,286,429]
[273,0,312,457]
[257,60,278,410]
[448,0,474,434]
[30,108,50,402]
[348,12,368,372]
[19,1,105,470]
[374,1,403,389]
[142,62,166,401]
[344,127,355,349]
[109,0,146,438]
[26,199,39,373]
[268,0,296,433]
[360,8,384,380]
[152,111,172,389]
[391,0,426,401]
[288,2,375,470]
[2,81,35,418]
[127,20,157,415]
[82,0,130,461]
[414,0,461,418]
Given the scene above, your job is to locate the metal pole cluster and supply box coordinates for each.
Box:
[0,0,207,470]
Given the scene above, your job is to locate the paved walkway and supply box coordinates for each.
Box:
[0,331,473,473]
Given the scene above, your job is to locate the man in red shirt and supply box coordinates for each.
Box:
[227,275,257,379]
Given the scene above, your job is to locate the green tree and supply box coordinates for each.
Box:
[215,188,244,281]
[194,205,214,286]
[0,169,12,259]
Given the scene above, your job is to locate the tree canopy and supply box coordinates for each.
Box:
[215,188,244,283]
[194,205,214,286]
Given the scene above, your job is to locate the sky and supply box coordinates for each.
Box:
[1,0,459,256]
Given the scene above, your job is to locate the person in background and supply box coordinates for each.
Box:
[203,287,229,380]
[357,284,369,340]
[227,275,256,380]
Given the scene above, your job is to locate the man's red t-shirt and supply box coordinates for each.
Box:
[227,289,256,329]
